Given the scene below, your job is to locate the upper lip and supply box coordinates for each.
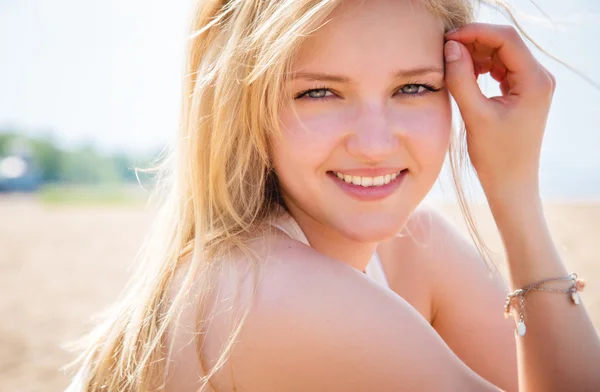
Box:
[330,168,406,177]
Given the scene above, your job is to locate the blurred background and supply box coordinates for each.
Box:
[0,0,598,391]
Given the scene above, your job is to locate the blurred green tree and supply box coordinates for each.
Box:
[0,130,160,186]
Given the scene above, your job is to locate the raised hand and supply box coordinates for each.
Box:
[443,23,556,201]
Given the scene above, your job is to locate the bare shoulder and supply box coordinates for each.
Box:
[375,204,472,321]
[379,203,471,261]
[378,203,506,300]
[224,230,494,391]
[396,203,509,304]
[163,228,497,392]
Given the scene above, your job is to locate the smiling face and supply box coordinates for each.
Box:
[271,0,451,244]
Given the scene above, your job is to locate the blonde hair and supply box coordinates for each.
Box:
[65,0,524,390]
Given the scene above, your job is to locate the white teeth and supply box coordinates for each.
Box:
[333,170,403,187]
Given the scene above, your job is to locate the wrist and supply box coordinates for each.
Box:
[487,195,568,288]
[487,191,543,233]
[482,179,541,213]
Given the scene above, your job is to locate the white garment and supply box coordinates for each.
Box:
[271,211,390,289]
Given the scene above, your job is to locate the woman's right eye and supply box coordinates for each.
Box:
[295,88,335,100]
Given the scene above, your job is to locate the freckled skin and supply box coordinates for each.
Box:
[271,0,451,262]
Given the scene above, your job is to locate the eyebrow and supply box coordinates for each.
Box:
[290,66,444,83]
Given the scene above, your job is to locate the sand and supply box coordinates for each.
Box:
[1,196,598,391]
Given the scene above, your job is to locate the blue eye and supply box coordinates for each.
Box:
[399,84,427,94]
[307,89,332,98]
[296,88,334,100]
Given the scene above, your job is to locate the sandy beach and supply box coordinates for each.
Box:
[1,197,598,391]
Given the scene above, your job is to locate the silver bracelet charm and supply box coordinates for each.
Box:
[504,273,585,337]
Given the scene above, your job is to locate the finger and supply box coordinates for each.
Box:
[444,40,487,114]
[500,77,511,95]
[474,57,493,75]
[489,51,507,81]
[491,66,507,84]
[446,23,538,75]
[465,41,494,76]
[465,44,508,85]
[470,40,495,65]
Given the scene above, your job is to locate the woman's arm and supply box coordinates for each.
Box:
[487,193,600,391]
[444,23,600,391]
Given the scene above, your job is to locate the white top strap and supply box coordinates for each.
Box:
[364,252,390,288]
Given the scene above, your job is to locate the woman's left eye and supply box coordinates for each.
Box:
[295,88,335,100]
[398,84,427,95]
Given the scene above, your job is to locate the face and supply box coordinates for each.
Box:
[271,0,451,243]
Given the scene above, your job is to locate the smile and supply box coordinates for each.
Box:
[327,169,408,202]
[332,170,403,187]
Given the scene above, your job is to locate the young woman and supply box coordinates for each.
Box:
[66,0,600,391]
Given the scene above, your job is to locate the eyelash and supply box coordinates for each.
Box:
[294,83,443,102]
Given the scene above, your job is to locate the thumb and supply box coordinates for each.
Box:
[444,40,487,114]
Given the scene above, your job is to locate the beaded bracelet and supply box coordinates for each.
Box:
[504,273,586,337]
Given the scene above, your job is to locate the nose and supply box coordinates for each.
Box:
[345,103,399,164]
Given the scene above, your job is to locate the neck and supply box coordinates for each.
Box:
[285,205,377,272]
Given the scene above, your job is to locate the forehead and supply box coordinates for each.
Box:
[292,0,445,76]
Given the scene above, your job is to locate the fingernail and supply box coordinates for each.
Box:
[444,40,461,62]
[445,27,458,35]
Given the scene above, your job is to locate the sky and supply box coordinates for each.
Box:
[0,0,599,199]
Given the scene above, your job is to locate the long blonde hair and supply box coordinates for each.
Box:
[65,0,522,390]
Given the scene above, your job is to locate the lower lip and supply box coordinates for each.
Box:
[328,170,408,202]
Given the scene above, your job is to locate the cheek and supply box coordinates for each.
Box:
[275,106,352,165]
[392,101,452,168]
